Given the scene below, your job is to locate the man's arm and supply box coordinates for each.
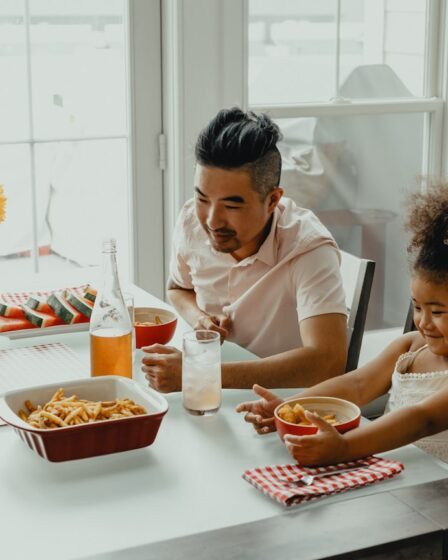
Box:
[166,278,203,327]
[141,312,346,393]
[222,312,348,388]
[167,278,231,339]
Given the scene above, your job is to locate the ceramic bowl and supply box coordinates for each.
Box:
[274,396,361,440]
[134,307,177,348]
[0,376,168,462]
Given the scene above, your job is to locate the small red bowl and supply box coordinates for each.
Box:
[274,396,361,440]
[134,307,177,348]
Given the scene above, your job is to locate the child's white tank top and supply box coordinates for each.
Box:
[385,344,448,463]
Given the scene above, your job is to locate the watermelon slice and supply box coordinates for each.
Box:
[48,293,86,324]
[0,317,36,332]
[83,286,97,303]
[66,292,93,319]
[0,302,25,319]
[26,295,53,315]
[22,304,65,328]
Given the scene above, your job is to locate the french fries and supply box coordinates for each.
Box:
[18,388,148,429]
[278,402,338,426]
[135,315,163,327]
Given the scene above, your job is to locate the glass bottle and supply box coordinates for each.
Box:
[90,238,133,378]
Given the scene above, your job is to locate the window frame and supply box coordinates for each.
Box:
[245,0,445,179]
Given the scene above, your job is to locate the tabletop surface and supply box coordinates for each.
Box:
[1,280,448,560]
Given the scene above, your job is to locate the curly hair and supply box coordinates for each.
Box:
[404,180,448,283]
[195,107,282,200]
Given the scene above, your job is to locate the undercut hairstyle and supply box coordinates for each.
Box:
[195,107,282,200]
[405,180,448,283]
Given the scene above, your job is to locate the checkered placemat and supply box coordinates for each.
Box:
[242,456,404,507]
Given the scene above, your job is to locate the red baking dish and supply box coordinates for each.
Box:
[0,376,168,462]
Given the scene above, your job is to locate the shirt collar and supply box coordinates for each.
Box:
[237,207,280,267]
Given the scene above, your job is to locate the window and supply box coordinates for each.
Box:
[249,0,428,104]
[248,0,441,329]
[1,1,131,281]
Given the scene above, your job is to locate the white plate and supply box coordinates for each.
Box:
[0,322,90,340]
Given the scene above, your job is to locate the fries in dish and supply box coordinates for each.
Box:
[277,402,338,426]
[135,315,163,326]
[18,388,148,429]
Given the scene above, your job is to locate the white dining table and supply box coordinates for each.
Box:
[0,277,448,560]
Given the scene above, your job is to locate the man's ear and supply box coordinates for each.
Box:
[267,187,284,213]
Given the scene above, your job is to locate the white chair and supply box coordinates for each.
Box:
[340,250,375,372]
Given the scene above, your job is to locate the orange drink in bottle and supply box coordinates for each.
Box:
[89,238,133,378]
[90,328,132,378]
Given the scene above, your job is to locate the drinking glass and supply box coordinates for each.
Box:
[182,330,221,416]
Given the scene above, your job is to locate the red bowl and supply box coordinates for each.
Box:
[274,396,361,440]
[134,307,177,349]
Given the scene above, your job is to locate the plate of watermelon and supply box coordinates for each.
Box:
[0,285,97,339]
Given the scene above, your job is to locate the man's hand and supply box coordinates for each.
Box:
[141,344,182,393]
[284,411,349,466]
[194,313,232,343]
[235,384,283,434]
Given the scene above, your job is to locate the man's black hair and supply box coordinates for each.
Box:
[195,107,282,199]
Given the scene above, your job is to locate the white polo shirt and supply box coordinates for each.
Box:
[169,197,347,358]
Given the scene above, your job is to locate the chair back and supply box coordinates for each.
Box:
[340,250,376,372]
[403,300,416,333]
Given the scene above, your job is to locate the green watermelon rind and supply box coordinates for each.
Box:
[26,296,44,311]
[66,292,93,319]
[21,304,49,328]
[47,293,79,325]
[84,286,97,303]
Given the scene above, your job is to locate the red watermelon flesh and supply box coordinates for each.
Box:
[0,317,36,332]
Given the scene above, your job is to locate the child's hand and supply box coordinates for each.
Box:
[284,411,349,466]
[236,384,283,435]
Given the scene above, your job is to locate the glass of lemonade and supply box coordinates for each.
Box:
[182,330,221,416]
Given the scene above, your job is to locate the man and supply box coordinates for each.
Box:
[142,107,348,392]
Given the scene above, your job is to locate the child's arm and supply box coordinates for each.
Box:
[298,332,417,405]
[285,385,448,466]
[237,332,418,432]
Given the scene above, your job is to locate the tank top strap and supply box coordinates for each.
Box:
[407,344,428,367]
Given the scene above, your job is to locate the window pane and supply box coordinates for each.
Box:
[276,112,425,329]
[0,145,34,274]
[249,0,336,104]
[35,138,131,277]
[340,0,427,97]
[0,1,29,141]
[29,0,127,138]
[248,0,428,105]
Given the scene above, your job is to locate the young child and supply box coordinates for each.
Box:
[237,182,448,466]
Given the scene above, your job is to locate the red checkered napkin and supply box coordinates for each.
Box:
[242,456,404,507]
[0,285,88,305]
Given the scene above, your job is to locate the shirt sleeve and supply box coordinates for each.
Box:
[292,244,348,322]
[168,208,194,290]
